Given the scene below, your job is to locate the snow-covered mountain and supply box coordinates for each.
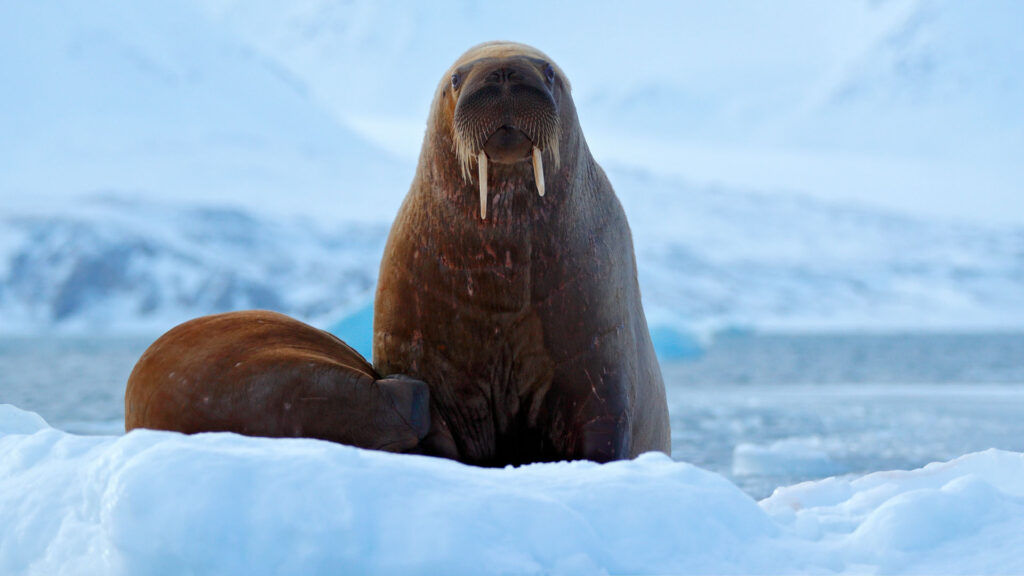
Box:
[612,169,1024,332]
[2,173,1022,336]
[0,197,385,334]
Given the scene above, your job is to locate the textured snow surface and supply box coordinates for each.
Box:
[2,404,1023,576]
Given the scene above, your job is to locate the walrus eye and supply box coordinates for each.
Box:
[451,73,461,90]
[543,64,555,84]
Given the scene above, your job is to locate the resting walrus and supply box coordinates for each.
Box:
[374,41,670,465]
[124,310,432,454]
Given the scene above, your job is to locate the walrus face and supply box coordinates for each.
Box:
[447,43,565,219]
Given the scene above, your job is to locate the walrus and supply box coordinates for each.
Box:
[373,41,671,465]
[124,310,432,454]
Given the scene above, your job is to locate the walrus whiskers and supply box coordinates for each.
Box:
[532,146,545,197]
[478,151,488,219]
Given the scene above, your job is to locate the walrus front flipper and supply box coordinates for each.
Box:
[579,414,630,463]
[124,310,433,454]
[376,375,431,443]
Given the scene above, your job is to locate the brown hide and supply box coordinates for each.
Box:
[373,42,671,465]
[125,310,431,453]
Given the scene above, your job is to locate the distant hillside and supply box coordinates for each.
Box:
[2,173,1022,335]
[0,198,385,334]
[612,169,1024,331]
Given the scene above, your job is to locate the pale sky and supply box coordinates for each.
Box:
[4,1,1022,226]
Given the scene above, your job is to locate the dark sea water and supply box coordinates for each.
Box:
[2,332,1023,499]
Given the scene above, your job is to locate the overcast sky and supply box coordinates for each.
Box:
[4,1,1022,226]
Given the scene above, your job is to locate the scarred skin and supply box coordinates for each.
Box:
[125,310,432,453]
[374,42,671,465]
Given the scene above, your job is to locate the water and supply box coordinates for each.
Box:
[2,332,1023,499]
[665,332,1024,498]
[0,336,152,435]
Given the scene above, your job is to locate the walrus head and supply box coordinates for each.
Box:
[438,42,568,219]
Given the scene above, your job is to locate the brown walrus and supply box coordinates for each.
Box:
[124,310,432,454]
[374,41,671,465]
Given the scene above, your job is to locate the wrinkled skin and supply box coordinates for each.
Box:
[125,310,432,453]
[374,42,671,465]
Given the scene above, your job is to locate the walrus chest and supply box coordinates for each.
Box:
[393,215,600,361]
[375,213,630,461]
[399,232,543,370]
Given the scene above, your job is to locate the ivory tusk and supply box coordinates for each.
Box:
[478,151,488,220]
[532,146,545,197]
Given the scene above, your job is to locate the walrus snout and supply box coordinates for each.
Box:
[483,125,533,164]
[453,58,558,162]
[452,56,560,219]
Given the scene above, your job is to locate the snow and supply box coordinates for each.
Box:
[2,404,1023,575]
[761,451,1024,573]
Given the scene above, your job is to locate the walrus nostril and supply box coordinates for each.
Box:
[487,67,516,84]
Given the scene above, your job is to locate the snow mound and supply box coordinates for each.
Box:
[762,450,1024,573]
[0,405,774,575]
[0,404,50,435]
[3,405,1024,575]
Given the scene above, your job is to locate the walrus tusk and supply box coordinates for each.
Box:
[532,146,545,197]
[478,151,488,219]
